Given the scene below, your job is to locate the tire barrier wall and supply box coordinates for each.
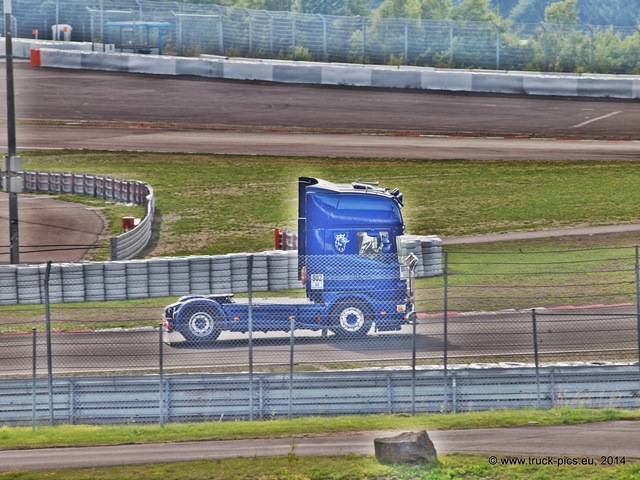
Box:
[31,48,640,99]
[0,237,441,306]
[16,170,154,261]
[1,364,637,425]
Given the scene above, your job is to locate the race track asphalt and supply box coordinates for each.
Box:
[0,192,106,264]
[0,421,638,472]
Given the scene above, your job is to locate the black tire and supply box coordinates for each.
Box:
[180,306,222,344]
[329,299,373,339]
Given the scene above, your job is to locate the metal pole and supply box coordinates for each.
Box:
[443,250,449,413]
[176,14,182,56]
[635,246,640,375]
[404,20,409,65]
[288,315,294,420]
[588,26,595,72]
[247,254,254,421]
[532,308,541,409]
[100,0,105,52]
[217,6,224,54]
[541,23,548,72]
[361,16,366,63]
[493,22,500,70]
[44,261,53,425]
[159,322,164,427]
[321,15,327,60]
[248,12,253,55]
[55,0,59,38]
[32,328,37,431]
[4,0,19,265]
[448,21,454,67]
[291,16,296,56]
[411,290,417,416]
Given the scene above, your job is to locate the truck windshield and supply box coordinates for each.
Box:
[357,231,391,258]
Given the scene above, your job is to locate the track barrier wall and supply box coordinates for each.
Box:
[0,238,441,306]
[6,171,155,262]
[29,47,640,99]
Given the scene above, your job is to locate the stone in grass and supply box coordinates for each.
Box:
[374,431,438,465]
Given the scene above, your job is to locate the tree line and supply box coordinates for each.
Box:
[168,0,639,27]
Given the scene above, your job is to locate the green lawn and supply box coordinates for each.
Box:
[2,408,639,479]
[21,152,640,258]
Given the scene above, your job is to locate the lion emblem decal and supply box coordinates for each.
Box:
[334,233,350,253]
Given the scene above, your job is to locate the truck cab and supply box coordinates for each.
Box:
[163,177,412,344]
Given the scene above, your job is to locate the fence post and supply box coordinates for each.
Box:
[404,20,409,65]
[291,16,296,56]
[443,250,449,413]
[267,12,274,57]
[217,6,224,54]
[248,11,253,55]
[44,261,54,425]
[635,246,640,374]
[32,328,37,431]
[588,25,595,72]
[493,22,501,70]
[159,322,164,427]
[288,314,295,420]
[448,21,454,67]
[361,16,366,63]
[247,254,254,421]
[411,285,417,416]
[320,14,327,60]
[541,23,548,71]
[404,254,419,416]
[532,308,541,409]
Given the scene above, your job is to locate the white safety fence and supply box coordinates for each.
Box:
[2,364,638,426]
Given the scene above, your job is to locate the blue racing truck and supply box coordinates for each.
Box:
[162,176,415,343]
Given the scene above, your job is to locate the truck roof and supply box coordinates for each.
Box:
[300,177,403,205]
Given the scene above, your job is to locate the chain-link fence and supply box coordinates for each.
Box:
[1,248,639,425]
[2,1,640,74]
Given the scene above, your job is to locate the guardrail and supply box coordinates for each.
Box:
[15,170,154,261]
[2,364,638,425]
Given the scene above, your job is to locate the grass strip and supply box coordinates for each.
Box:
[1,408,638,450]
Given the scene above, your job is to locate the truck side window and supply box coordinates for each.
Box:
[357,232,390,258]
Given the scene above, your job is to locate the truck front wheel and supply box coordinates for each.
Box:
[181,307,222,345]
[330,299,373,339]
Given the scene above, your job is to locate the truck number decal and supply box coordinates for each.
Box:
[311,274,324,290]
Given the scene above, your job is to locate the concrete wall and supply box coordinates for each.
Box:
[0,38,113,59]
[31,48,640,99]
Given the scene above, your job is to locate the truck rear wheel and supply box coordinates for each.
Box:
[181,307,222,344]
[330,299,373,339]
